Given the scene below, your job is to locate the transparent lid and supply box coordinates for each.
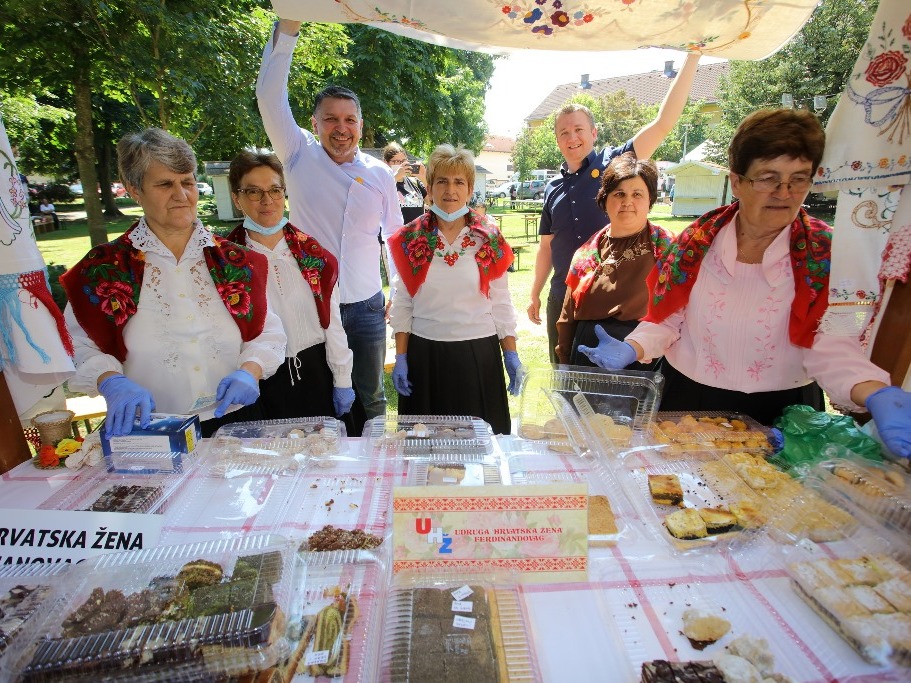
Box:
[402,452,512,487]
[365,415,494,457]
[381,570,540,682]
[8,534,295,681]
[210,417,346,476]
[649,411,772,455]
[0,564,67,663]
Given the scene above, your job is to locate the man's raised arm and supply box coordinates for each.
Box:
[256,17,306,163]
[632,52,701,160]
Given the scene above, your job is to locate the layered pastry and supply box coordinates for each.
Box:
[665,508,708,539]
[85,484,164,513]
[698,508,738,534]
[295,588,359,677]
[588,495,618,536]
[649,474,684,506]
[681,608,731,650]
[652,414,771,452]
[0,584,51,654]
[642,634,791,682]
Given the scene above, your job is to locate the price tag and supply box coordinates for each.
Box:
[451,585,473,600]
[305,650,330,665]
[453,615,476,630]
[442,477,458,483]
[451,600,473,613]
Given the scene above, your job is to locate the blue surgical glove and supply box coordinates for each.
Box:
[333,387,356,416]
[98,374,155,437]
[577,325,638,370]
[392,353,412,397]
[214,369,260,418]
[866,386,911,458]
[503,350,525,396]
[768,427,785,454]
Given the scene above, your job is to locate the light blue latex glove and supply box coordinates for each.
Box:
[392,353,412,397]
[503,350,525,396]
[333,387,356,416]
[866,386,911,458]
[99,374,155,437]
[214,369,260,418]
[577,325,638,370]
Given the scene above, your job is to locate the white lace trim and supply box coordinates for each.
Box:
[128,217,215,259]
[818,305,873,337]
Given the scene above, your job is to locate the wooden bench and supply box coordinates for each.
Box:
[65,395,107,438]
[510,243,532,271]
[31,215,55,234]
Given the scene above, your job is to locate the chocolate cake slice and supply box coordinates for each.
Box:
[641,660,726,682]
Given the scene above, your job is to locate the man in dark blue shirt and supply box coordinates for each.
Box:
[527,53,700,362]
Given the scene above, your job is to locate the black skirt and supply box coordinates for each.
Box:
[399,334,512,435]
[569,318,662,372]
[659,360,825,426]
[199,402,265,439]
[259,344,337,421]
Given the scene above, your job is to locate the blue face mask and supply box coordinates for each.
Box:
[429,203,469,222]
[243,215,288,236]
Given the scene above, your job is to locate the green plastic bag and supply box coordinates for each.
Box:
[772,404,882,473]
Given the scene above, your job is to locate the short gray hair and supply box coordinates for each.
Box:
[117,128,197,189]
[427,144,475,190]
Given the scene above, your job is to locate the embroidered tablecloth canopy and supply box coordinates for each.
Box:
[272,0,818,60]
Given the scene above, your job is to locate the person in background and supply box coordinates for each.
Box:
[227,149,355,422]
[578,109,911,458]
[383,142,427,224]
[509,183,517,209]
[61,128,286,438]
[257,17,403,435]
[388,144,522,435]
[556,153,672,369]
[38,196,60,231]
[528,53,701,362]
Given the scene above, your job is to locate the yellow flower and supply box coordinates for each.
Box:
[55,439,82,456]
[738,32,751,40]
[591,169,600,179]
[879,158,889,168]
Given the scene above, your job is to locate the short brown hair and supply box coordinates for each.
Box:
[596,152,659,210]
[728,108,825,176]
[426,144,474,191]
[554,103,595,130]
[383,142,407,163]
[228,149,284,192]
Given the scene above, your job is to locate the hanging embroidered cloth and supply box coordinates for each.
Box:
[272,0,819,60]
[0,114,74,417]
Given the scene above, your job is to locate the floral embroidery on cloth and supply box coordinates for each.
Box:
[644,202,831,349]
[434,231,477,267]
[227,224,337,329]
[61,222,268,362]
[565,221,672,307]
[389,208,513,297]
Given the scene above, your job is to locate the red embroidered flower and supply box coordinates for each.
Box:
[444,253,459,267]
[407,235,433,269]
[502,5,511,13]
[583,13,594,22]
[476,244,494,268]
[551,10,569,26]
[217,281,251,317]
[902,13,911,40]
[96,281,136,325]
[460,235,476,249]
[851,160,863,170]
[224,246,248,266]
[865,51,908,87]
[856,290,866,299]
[577,256,598,273]
[302,267,321,288]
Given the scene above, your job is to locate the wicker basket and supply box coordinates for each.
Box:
[31,409,75,446]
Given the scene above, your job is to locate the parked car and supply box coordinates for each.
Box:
[68,183,83,197]
[516,180,547,200]
[197,182,214,196]
[488,181,515,199]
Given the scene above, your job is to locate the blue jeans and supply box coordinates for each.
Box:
[340,290,387,424]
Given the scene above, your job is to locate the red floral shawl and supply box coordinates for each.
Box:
[565,221,672,308]
[389,209,513,298]
[227,224,338,329]
[643,202,832,348]
[60,224,268,362]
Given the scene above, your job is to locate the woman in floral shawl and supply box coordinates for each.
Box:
[388,144,522,434]
[62,129,286,438]
[578,110,911,452]
[556,153,671,368]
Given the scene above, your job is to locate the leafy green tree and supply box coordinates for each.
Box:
[704,0,878,165]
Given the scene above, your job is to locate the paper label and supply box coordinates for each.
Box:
[451,600,473,613]
[305,650,330,665]
[451,585,473,600]
[453,615,476,629]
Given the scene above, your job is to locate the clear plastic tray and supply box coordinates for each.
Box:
[9,534,295,681]
[381,572,540,682]
[403,452,511,487]
[621,456,768,551]
[0,564,67,663]
[516,389,587,455]
[210,418,346,476]
[649,411,772,454]
[809,456,911,534]
[282,549,386,681]
[37,462,195,515]
[365,415,494,457]
[520,365,663,432]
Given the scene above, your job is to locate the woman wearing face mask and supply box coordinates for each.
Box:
[387,144,522,435]
[227,149,355,421]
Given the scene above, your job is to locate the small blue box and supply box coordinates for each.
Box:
[101,413,201,472]
[106,450,188,474]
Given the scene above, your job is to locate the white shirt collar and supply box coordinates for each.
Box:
[129,217,215,260]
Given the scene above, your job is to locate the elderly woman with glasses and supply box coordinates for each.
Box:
[62,129,286,438]
[578,109,911,456]
[226,149,355,422]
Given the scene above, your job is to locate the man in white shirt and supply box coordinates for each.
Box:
[257,18,404,435]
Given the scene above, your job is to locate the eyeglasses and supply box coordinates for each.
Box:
[238,186,286,202]
[739,174,813,193]
[389,157,408,165]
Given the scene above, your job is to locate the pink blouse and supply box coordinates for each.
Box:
[627,216,890,410]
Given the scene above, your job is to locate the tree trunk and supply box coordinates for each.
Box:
[72,56,108,246]
[98,138,123,217]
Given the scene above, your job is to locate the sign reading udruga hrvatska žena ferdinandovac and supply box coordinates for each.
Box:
[392,484,588,583]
